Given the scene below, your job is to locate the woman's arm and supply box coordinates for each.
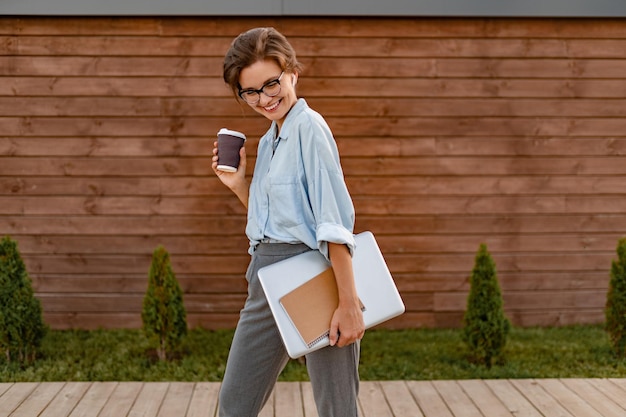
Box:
[328,242,365,347]
[212,141,249,209]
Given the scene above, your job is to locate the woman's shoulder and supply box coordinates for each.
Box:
[290,100,331,137]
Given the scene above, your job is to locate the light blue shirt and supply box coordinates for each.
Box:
[246,98,356,260]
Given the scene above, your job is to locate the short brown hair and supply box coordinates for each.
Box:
[223,27,303,97]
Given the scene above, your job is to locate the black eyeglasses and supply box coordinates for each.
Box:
[238,72,284,105]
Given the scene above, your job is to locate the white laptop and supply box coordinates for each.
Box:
[257,231,405,358]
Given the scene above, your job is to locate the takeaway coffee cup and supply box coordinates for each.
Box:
[217,128,246,172]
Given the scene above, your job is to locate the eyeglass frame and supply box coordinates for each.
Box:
[238,71,285,104]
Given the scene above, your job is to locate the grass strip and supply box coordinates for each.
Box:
[1,325,624,382]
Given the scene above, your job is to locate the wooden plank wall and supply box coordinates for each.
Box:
[1,17,625,330]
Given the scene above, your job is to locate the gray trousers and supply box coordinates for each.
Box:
[219,243,360,417]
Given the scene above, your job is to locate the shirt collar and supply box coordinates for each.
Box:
[269,98,308,142]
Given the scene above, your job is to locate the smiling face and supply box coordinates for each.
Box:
[239,59,298,129]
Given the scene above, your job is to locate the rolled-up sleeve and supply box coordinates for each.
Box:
[299,114,356,260]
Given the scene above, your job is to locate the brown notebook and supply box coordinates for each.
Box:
[280,267,364,347]
[280,267,338,347]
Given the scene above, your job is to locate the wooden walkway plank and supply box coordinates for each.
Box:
[98,381,143,417]
[126,382,169,417]
[39,382,91,417]
[275,381,305,417]
[432,380,482,417]
[9,382,64,417]
[259,388,275,417]
[358,381,394,417]
[607,377,626,396]
[484,379,543,417]
[2,380,626,416]
[510,379,575,417]
[559,379,626,417]
[0,384,11,397]
[587,379,626,410]
[456,379,515,417]
[68,382,118,417]
[186,382,220,417]
[300,382,320,417]
[406,381,455,417]
[535,379,604,417]
[0,382,39,417]
[157,382,196,417]
[379,381,424,417]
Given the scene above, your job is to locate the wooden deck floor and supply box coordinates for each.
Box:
[1,379,626,417]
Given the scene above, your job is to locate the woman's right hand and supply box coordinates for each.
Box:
[212,141,249,208]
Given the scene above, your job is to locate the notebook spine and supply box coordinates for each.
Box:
[307,330,330,348]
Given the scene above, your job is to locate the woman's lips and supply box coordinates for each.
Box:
[263,99,281,112]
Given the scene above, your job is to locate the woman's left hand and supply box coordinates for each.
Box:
[327,242,365,347]
[329,299,365,347]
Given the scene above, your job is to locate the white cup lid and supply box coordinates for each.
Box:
[218,128,246,140]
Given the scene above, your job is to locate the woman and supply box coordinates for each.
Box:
[213,27,364,417]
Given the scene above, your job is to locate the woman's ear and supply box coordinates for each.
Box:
[292,73,298,87]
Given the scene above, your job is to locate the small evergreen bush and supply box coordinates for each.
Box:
[0,236,47,364]
[462,243,511,368]
[605,237,626,357]
[142,246,187,361]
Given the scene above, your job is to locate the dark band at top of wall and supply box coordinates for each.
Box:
[1,0,625,17]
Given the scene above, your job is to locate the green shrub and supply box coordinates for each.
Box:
[0,236,47,364]
[462,243,511,368]
[605,237,626,357]
[141,246,187,361]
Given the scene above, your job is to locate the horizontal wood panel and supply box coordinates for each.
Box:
[2,57,626,79]
[2,17,625,330]
[348,177,626,196]
[0,158,217,176]
[9,233,624,255]
[3,195,626,216]
[42,312,240,330]
[5,137,626,158]
[312,98,626,117]
[0,216,247,236]
[434,290,608,312]
[303,58,626,78]
[37,289,609,314]
[0,76,227,97]
[21,252,614,275]
[2,116,626,137]
[40,306,609,329]
[23,255,251,275]
[356,214,626,234]
[4,156,626,177]
[433,310,606,327]
[0,138,217,157]
[0,177,229,197]
[3,176,626,197]
[29,270,610,295]
[0,196,247,215]
[5,36,626,59]
[0,97,244,117]
[4,78,626,98]
[354,196,626,215]
[13,235,250,255]
[3,213,626,235]
[0,117,267,137]
[28,269,611,295]
[0,36,231,57]
[3,17,626,38]
[2,97,626,117]
[31,275,249,293]
[39,293,247,313]
[394,271,609,292]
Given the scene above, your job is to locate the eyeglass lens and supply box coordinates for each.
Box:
[240,74,283,104]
